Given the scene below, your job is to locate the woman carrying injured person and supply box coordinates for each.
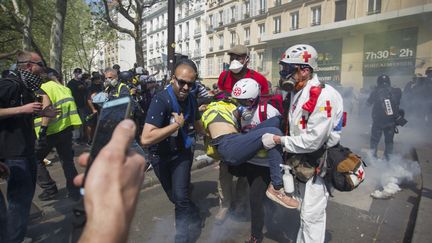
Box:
[202,78,299,209]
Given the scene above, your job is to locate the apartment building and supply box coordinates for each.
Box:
[204,0,270,85]
[204,0,432,89]
[144,0,206,80]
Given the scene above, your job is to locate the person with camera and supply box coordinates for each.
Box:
[140,59,205,243]
[367,74,404,160]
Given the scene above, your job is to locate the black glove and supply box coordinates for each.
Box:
[36,126,48,152]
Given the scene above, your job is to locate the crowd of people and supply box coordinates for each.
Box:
[0,44,430,243]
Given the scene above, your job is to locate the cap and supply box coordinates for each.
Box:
[228,45,248,56]
[73,68,82,74]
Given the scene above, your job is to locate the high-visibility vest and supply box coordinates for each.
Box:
[113,82,128,98]
[34,80,82,136]
[201,100,238,130]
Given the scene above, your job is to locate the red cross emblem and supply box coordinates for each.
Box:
[233,87,242,97]
[324,100,332,118]
[302,51,312,62]
[357,169,364,180]
[299,115,307,129]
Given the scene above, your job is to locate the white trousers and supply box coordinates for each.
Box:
[296,176,329,243]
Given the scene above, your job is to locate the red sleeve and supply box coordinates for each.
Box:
[254,71,269,95]
[217,70,233,92]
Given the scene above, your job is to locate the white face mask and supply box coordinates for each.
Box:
[106,78,118,87]
[77,73,83,79]
[229,60,244,74]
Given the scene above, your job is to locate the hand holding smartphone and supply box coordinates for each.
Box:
[80,96,132,195]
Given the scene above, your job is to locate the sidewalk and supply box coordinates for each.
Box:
[411,144,432,243]
[28,139,215,220]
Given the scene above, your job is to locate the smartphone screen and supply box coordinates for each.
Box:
[80,96,131,195]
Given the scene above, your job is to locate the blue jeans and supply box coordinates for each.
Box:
[213,116,284,187]
[4,156,37,243]
[149,150,200,243]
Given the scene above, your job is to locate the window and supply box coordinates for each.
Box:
[208,58,214,75]
[219,34,224,50]
[291,11,299,30]
[231,6,236,22]
[257,52,264,71]
[311,6,321,26]
[244,27,250,45]
[209,37,214,51]
[335,0,347,21]
[244,1,250,18]
[231,32,236,46]
[273,16,281,34]
[218,57,223,74]
[368,0,381,14]
[258,23,265,37]
[219,11,224,26]
[259,0,266,14]
[209,14,214,28]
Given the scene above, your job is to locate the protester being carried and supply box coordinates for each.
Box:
[202,78,299,209]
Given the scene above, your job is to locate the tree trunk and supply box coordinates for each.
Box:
[135,25,144,67]
[49,0,67,73]
[21,0,33,50]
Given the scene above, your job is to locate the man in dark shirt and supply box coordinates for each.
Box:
[0,51,55,243]
[141,59,205,243]
[368,74,402,160]
[67,68,89,143]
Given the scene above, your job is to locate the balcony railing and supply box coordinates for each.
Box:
[231,18,235,23]
[244,13,250,19]
[219,45,223,50]
[230,43,235,48]
[218,21,223,27]
[244,40,250,45]
[209,46,213,52]
[194,29,201,36]
[259,9,265,15]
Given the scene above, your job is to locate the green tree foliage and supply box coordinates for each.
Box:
[0,0,115,77]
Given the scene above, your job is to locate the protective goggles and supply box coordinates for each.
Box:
[279,63,297,80]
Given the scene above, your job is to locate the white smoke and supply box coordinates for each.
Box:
[361,151,420,199]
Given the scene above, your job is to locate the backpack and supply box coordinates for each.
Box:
[257,94,284,122]
[325,144,366,192]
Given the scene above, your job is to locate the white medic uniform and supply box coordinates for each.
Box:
[281,74,343,243]
[241,103,281,167]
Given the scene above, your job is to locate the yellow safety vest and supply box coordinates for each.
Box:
[34,81,82,136]
[201,100,238,130]
[113,83,128,98]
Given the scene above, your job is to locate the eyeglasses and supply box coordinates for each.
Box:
[174,76,196,89]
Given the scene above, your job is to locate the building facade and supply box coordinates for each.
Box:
[144,0,206,80]
[203,0,432,90]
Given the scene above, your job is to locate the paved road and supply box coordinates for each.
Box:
[23,116,428,242]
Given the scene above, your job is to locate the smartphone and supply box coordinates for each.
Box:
[35,94,43,103]
[80,96,132,195]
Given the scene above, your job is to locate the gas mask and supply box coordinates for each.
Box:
[106,78,118,87]
[279,63,297,92]
[236,106,253,121]
[229,60,244,74]
[19,70,43,91]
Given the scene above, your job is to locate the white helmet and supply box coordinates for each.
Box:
[231,78,260,100]
[279,44,318,70]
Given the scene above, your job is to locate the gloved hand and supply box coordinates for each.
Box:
[262,133,277,150]
[36,126,48,152]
